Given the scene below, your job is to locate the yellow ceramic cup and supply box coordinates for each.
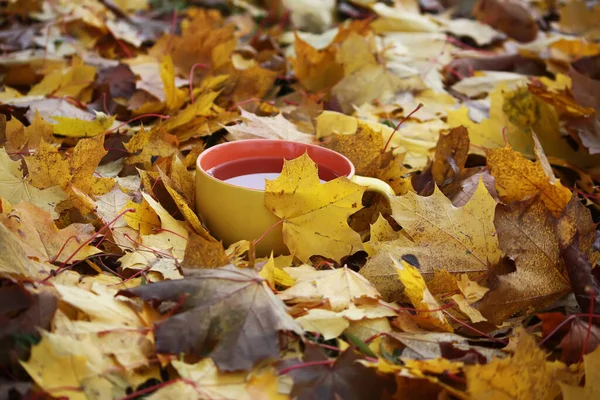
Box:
[195,139,395,257]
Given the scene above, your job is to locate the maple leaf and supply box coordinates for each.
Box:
[264,153,365,263]
[3,111,55,151]
[0,148,68,218]
[465,327,580,400]
[20,330,129,400]
[387,177,501,277]
[0,222,52,280]
[291,33,344,93]
[560,345,600,399]
[558,0,600,41]
[139,192,188,260]
[118,264,302,371]
[278,264,380,311]
[53,283,155,370]
[475,198,572,325]
[28,58,96,99]
[0,285,57,338]
[394,256,453,332]
[123,125,179,168]
[558,319,600,365]
[321,121,384,177]
[225,109,314,143]
[170,8,237,74]
[486,134,572,216]
[50,112,116,138]
[1,201,101,263]
[24,134,114,196]
[278,346,394,400]
[160,55,187,112]
[431,126,469,188]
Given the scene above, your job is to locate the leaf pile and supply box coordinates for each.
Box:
[1,0,600,399]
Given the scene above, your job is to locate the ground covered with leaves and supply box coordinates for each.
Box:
[1,0,600,399]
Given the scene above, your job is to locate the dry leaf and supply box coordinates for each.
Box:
[265,153,365,262]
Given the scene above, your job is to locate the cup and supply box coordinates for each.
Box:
[195,139,395,257]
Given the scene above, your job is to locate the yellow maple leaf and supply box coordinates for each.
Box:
[124,125,179,168]
[140,192,188,259]
[0,148,68,218]
[388,177,501,278]
[560,345,600,399]
[24,135,114,196]
[279,264,380,311]
[160,55,187,112]
[53,283,155,368]
[0,222,53,280]
[29,58,96,99]
[4,111,55,151]
[51,112,115,138]
[466,327,578,400]
[1,201,101,264]
[394,257,453,332]
[291,33,344,93]
[264,153,365,262]
[486,134,572,216]
[20,330,128,400]
[123,198,161,235]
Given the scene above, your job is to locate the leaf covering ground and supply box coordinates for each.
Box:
[1,0,600,399]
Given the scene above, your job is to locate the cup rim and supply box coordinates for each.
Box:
[196,139,356,192]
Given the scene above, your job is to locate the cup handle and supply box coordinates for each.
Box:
[350,175,395,198]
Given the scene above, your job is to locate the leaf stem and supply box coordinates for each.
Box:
[381,103,423,153]
[278,360,335,376]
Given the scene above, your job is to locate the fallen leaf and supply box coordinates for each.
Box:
[53,283,155,369]
[140,192,188,260]
[431,125,469,188]
[558,318,600,365]
[24,134,115,196]
[118,264,302,371]
[181,229,230,269]
[475,198,571,325]
[123,125,179,168]
[0,148,67,218]
[160,55,187,112]
[388,177,501,277]
[486,134,572,217]
[466,327,577,400]
[1,201,101,264]
[0,285,57,337]
[225,109,314,143]
[447,83,534,157]
[279,265,380,311]
[395,257,453,332]
[20,331,127,400]
[472,0,538,42]
[50,112,116,138]
[264,153,365,263]
[558,0,600,41]
[278,346,394,400]
[560,345,600,399]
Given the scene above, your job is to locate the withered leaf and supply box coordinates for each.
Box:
[476,198,571,325]
[118,264,302,371]
[432,125,469,188]
[278,346,394,400]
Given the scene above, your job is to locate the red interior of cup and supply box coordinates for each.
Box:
[197,140,355,181]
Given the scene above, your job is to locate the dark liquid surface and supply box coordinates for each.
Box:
[206,156,343,189]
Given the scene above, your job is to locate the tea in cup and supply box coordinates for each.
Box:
[195,139,394,256]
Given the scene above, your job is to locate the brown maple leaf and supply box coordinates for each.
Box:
[278,346,395,400]
[118,264,302,371]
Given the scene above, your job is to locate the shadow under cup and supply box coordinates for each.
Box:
[195,140,356,257]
